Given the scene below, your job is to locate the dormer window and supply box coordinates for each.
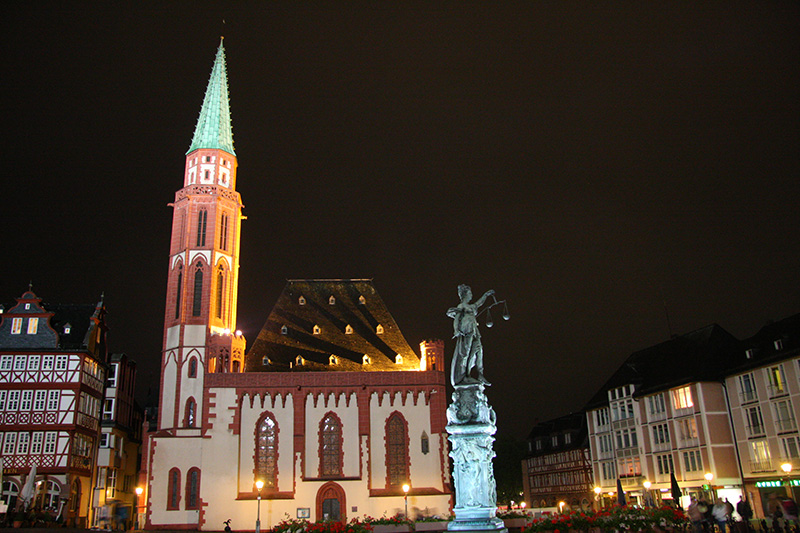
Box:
[313,325,321,335]
[329,355,339,365]
[295,355,305,366]
[329,295,336,305]
[775,340,784,351]
[262,356,271,366]
[25,304,30,310]
[362,355,371,365]
[63,324,71,334]
[746,349,754,359]
[395,354,403,364]
[359,295,366,305]
[299,296,306,305]
[376,324,384,335]
[345,325,353,334]
[27,318,39,335]
[281,325,288,335]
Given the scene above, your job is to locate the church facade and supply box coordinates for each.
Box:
[144,41,451,530]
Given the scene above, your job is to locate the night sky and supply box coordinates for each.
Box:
[3,3,799,439]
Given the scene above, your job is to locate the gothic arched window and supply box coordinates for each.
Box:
[385,413,409,488]
[175,265,183,319]
[255,412,278,489]
[192,262,203,317]
[220,213,229,251]
[188,357,197,378]
[186,468,200,510]
[167,468,180,510]
[185,398,196,428]
[196,209,207,247]
[216,265,225,319]
[319,412,343,477]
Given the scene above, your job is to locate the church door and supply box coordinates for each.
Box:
[316,482,346,522]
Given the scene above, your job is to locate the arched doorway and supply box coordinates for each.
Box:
[316,482,346,522]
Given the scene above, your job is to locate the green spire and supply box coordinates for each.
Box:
[188,39,235,155]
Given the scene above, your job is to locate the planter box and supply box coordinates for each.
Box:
[502,518,529,530]
[414,522,449,532]
[373,525,412,533]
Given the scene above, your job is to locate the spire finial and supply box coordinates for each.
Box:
[28,280,33,291]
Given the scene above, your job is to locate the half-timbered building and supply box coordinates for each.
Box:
[0,290,107,526]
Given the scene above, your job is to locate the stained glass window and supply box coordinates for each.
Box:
[320,413,342,477]
[256,413,278,488]
[386,414,408,487]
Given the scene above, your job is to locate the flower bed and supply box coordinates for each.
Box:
[271,517,374,533]
[525,505,687,532]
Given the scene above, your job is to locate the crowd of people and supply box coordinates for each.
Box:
[687,494,799,533]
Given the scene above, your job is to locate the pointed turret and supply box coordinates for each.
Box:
[188,38,235,156]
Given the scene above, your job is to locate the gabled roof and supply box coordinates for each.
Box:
[584,324,740,410]
[526,412,588,456]
[187,39,235,156]
[0,290,107,356]
[727,313,800,374]
[246,279,421,372]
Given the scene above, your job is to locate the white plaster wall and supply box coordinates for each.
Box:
[304,392,360,477]
[184,325,207,346]
[178,347,204,412]
[238,392,295,493]
[161,356,177,425]
[165,325,180,351]
[148,434,203,527]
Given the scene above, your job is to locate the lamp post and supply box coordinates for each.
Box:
[704,472,714,501]
[135,487,143,530]
[402,484,410,519]
[558,501,565,514]
[782,463,793,498]
[594,486,602,510]
[255,480,264,533]
[643,481,652,508]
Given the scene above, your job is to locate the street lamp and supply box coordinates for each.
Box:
[782,463,793,497]
[704,472,714,501]
[558,501,565,514]
[643,481,651,508]
[255,480,264,533]
[402,484,410,519]
[135,487,143,530]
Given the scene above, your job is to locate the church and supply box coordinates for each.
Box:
[144,40,451,530]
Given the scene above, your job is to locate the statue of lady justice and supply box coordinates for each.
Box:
[447,285,496,386]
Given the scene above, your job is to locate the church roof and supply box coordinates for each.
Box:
[187,39,235,156]
[246,279,421,372]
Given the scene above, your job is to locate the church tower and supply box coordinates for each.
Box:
[159,39,245,431]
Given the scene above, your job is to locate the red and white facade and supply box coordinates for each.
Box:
[0,291,107,527]
[145,42,450,530]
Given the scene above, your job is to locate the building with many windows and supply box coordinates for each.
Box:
[725,314,800,518]
[585,325,743,507]
[143,41,450,530]
[522,413,593,513]
[0,290,108,527]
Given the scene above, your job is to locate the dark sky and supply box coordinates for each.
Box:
[3,3,799,439]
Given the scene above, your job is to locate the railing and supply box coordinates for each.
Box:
[746,424,766,437]
[775,417,797,433]
[739,390,758,404]
[678,437,700,448]
[750,460,775,473]
[768,384,788,398]
[652,442,671,453]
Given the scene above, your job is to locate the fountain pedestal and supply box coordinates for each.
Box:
[446,383,506,533]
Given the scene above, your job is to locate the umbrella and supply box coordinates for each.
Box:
[617,478,626,506]
[19,464,37,509]
[670,472,683,508]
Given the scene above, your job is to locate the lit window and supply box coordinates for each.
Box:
[671,386,693,410]
[362,355,371,365]
[255,413,278,488]
[281,325,288,335]
[345,324,353,334]
[376,324,384,334]
[395,354,403,364]
[767,365,787,396]
[329,355,339,365]
[27,318,39,334]
[11,318,22,334]
[359,295,366,305]
[313,325,321,335]
[329,295,336,305]
[319,413,343,477]
[63,324,71,334]
[295,355,304,366]
[299,296,306,305]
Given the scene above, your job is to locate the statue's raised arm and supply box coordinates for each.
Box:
[449,285,495,387]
